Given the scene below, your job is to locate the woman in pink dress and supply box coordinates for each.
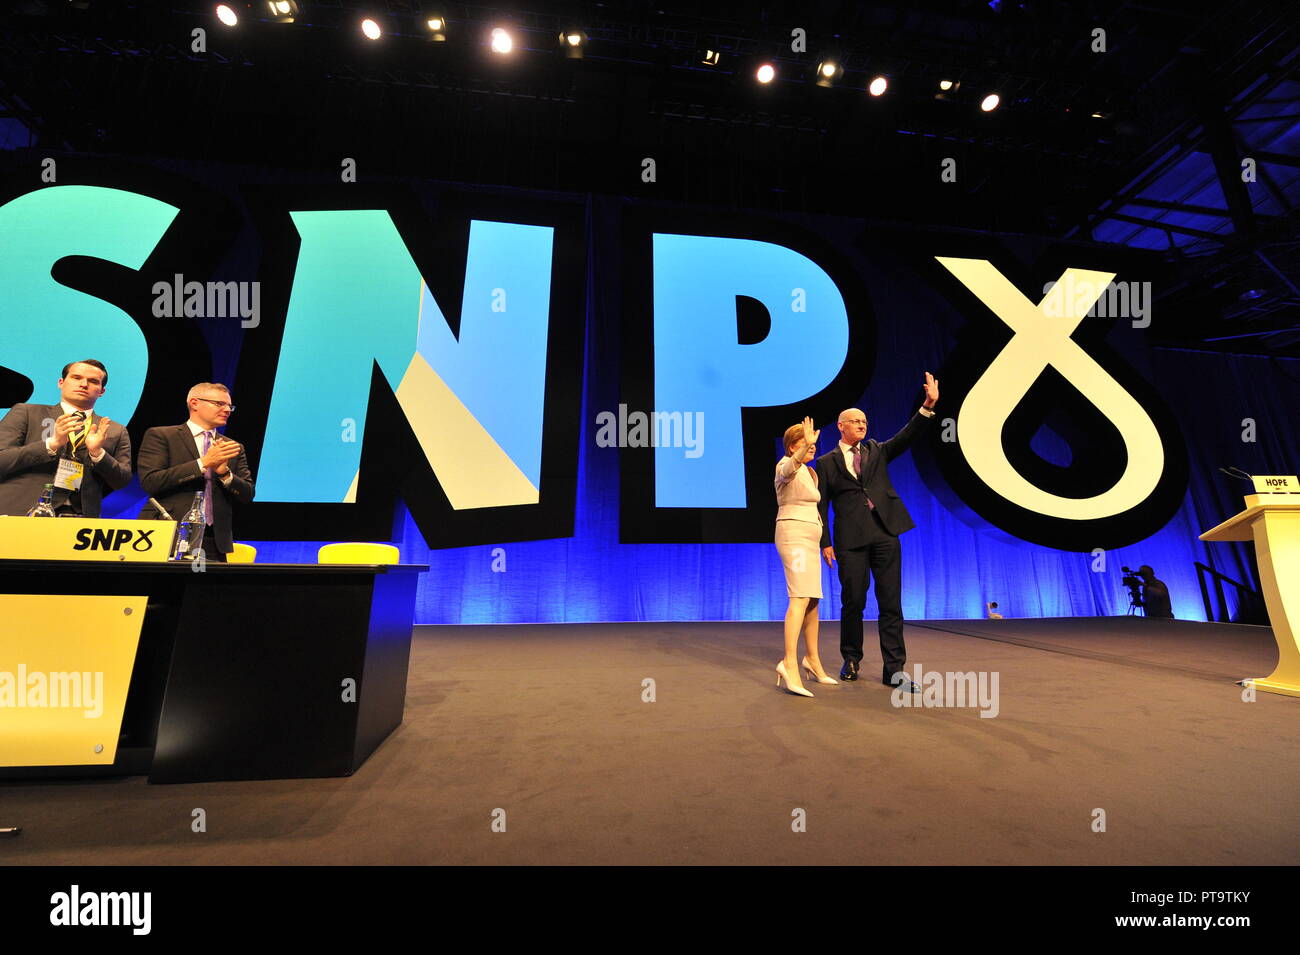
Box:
[773,416,838,697]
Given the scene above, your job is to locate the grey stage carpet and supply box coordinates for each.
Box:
[2,617,1296,865]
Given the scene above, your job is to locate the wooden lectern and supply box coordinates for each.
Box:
[1200,474,1300,698]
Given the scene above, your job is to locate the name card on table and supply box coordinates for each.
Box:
[1252,475,1300,495]
[0,517,176,562]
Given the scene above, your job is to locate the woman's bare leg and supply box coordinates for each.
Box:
[782,596,810,691]
[800,598,829,679]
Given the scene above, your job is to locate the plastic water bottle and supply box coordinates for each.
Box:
[173,490,206,560]
[26,484,57,517]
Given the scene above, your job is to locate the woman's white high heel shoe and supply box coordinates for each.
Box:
[802,656,839,685]
[776,660,814,697]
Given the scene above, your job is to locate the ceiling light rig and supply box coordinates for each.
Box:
[196,15,1037,120]
[815,60,842,88]
[490,26,514,55]
[266,0,298,23]
[424,10,447,42]
[560,29,588,59]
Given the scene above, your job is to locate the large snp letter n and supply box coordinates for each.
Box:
[259,212,554,506]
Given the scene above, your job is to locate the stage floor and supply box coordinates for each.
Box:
[3,617,1296,865]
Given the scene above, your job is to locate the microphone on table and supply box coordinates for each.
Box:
[148,497,175,521]
[1217,466,1253,484]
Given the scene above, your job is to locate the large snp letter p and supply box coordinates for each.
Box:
[653,234,849,507]
[259,212,554,506]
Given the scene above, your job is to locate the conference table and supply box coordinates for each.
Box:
[0,527,427,784]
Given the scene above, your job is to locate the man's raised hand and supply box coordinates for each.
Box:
[923,371,939,408]
[84,417,111,456]
[48,414,81,451]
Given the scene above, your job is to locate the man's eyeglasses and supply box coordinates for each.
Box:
[197,397,236,412]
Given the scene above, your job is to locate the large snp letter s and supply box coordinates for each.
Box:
[0,186,177,417]
[652,234,849,508]
[258,212,554,506]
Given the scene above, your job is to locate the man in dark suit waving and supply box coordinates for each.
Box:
[0,359,132,516]
[137,383,253,561]
[817,372,939,690]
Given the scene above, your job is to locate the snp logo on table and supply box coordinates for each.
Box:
[72,528,157,553]
[49,885,151,935]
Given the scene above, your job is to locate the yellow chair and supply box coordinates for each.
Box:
[317,542,401,565]
[228,542,257,564]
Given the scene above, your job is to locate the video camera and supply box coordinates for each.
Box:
[1121,566,1145,614]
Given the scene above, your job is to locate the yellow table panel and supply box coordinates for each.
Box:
[0,593,147,766]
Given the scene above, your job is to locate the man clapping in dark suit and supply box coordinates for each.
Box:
[137,383,253,562]
[816,372,939,692]
[0,359,132,516]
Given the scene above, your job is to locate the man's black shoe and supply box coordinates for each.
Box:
[839,660,859,682]
[884,675,921,693]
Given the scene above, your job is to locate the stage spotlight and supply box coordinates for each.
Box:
[361,17,382,40]
[815,60,842,88]
[266,0,298,22]
[756,63,776,84]
[980,93,1000,112]
[868,75,888,96]
[215,3,238,26]
[560,29,587,59]
[939,79,956,91]
[490,26,514,54]
[702,49,721,66]
[424,11,447,41]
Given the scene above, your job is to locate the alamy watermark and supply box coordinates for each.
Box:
[152,274,260,328]
[49,885,151,935]
[1042,277,1151,328]
[0,665,103,718]
[595,404,704,457]
[889,665,1000,717]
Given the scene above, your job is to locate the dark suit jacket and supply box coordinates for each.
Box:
[136,423,254,554]
[816,411,933,549]
[0,402,132,517]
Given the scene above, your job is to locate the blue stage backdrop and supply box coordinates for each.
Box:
[2,158,1296,624]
